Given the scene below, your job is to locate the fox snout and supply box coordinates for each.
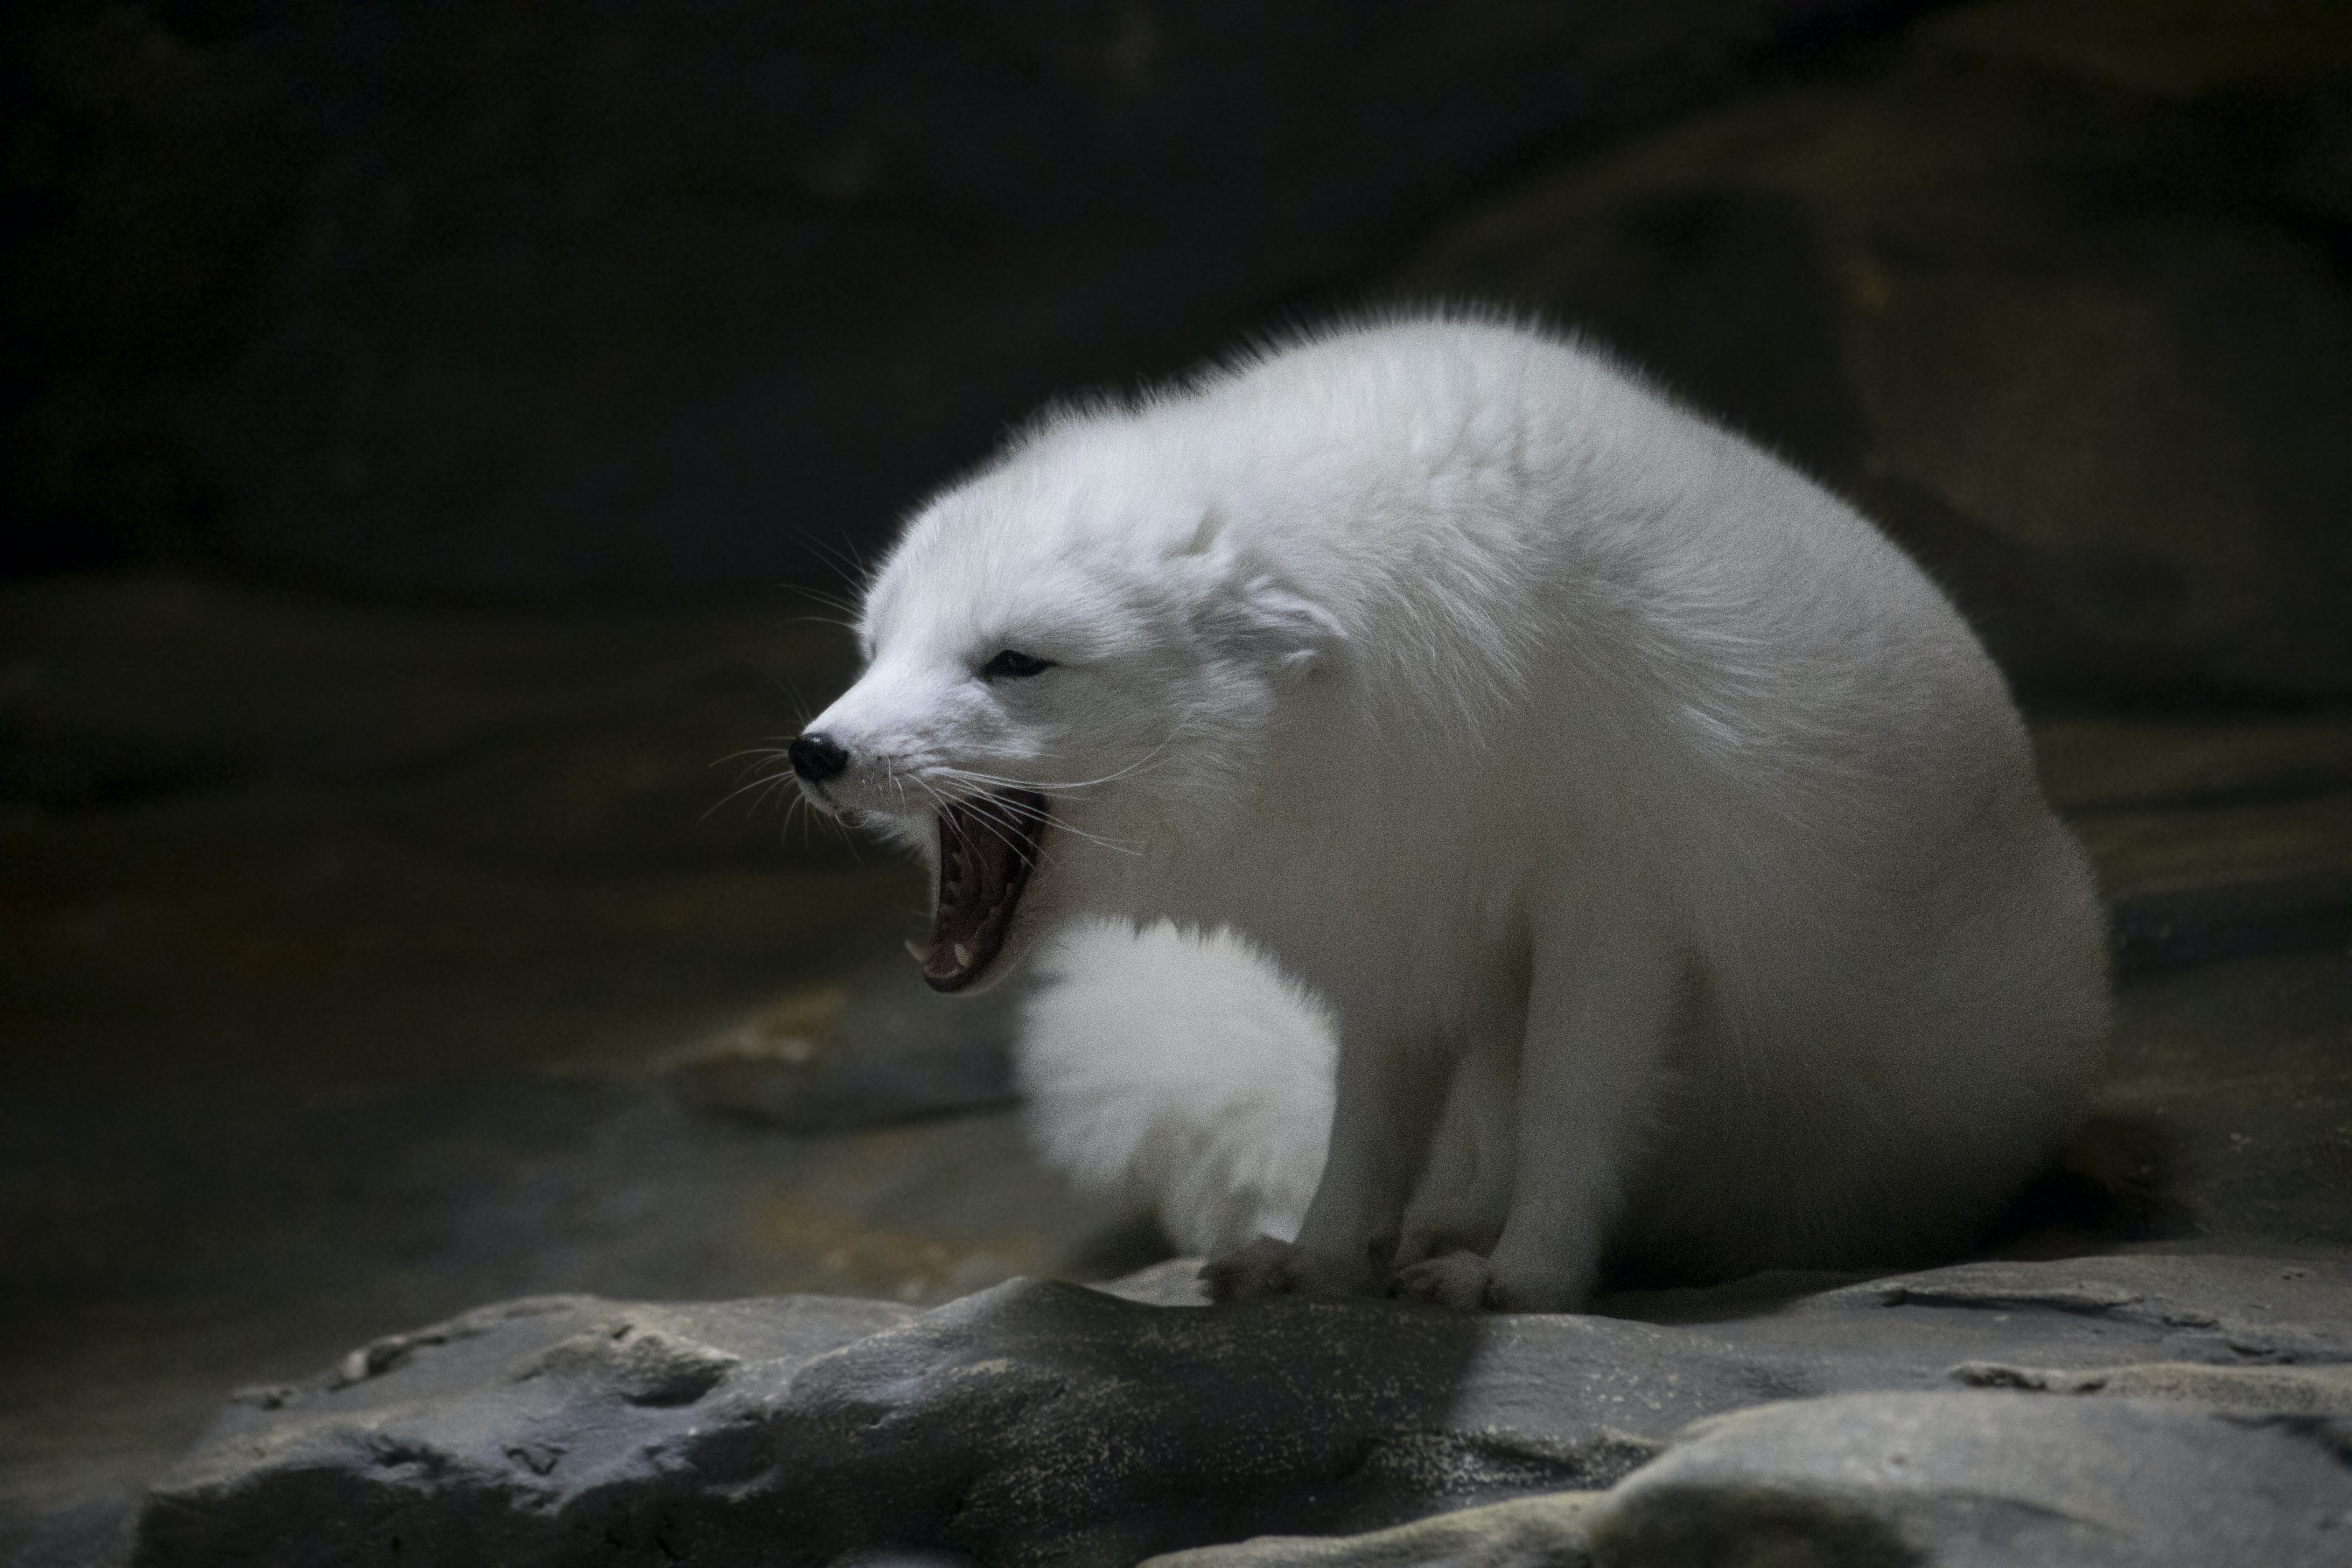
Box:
[788,731,850,787]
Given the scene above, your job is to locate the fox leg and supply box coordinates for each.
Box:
[1201,1026,1450,1301]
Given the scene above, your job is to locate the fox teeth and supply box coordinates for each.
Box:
[904,939,929,964]
[953,943,974,969]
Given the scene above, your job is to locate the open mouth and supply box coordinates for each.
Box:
[914,789,1049,992]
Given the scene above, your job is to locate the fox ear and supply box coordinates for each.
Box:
[1198,569,1344,678]
[1174,506,1342,676]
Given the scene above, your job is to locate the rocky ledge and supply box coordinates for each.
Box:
[134,1253,2352,1567]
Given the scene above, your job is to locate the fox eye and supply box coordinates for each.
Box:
[980,648,1054,680]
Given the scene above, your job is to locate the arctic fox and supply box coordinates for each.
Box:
[790,315,2106,1310]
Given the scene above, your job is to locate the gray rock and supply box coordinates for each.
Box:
[136,1294,917,1568]
[1140,1492,1606,1568]
[1147,1389,2352,1567]
[1131,1381,2352,1568]
[1593,1392,2352,1568]
[134,1254,2352,1567]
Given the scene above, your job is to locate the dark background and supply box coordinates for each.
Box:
[9,0,2348,707]
[1,0,1911,598]
[5,3,2351,1563]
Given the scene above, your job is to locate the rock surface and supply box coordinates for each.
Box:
[1154,1391,2352,1568]
[134,1254,2352,1566]
[1147,1391,2352,1566]
[1142,1493,1609,1568]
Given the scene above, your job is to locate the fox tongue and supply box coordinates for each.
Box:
[922,790,1046,990]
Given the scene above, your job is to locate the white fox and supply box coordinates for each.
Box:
[792,315,2106,1310]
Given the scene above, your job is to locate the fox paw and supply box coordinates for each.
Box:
[1199,1236,1367,1302]
[1390,1250,1494,1311]
[1390,1251,1595,1312]
[1395,1207,1504,1272]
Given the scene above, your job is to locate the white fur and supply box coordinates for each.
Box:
[1019,920,1333,1256]
[802,313,2107,1310]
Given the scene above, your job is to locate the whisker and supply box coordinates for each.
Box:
[788,582,862,618]
[929,770,1092,800]
[711,745,793,769]
[705,766,800,819]
[1042,819,1144,856]
[782,612,861,635]
[781,789,860,860]
[912,776,1075,877]
[926,721,1191,798]
[923,776,1143,863]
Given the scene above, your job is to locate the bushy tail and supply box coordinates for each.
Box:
[1015,919,1335,1256]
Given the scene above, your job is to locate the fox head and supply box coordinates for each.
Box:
[791,420,1342,992]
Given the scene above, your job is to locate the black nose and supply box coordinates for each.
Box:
[788,731,850,785]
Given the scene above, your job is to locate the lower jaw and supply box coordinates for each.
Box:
[920,927,1015,993]
[920,890,1041,993]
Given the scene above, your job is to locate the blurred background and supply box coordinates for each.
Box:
[5,1,2350,1561]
